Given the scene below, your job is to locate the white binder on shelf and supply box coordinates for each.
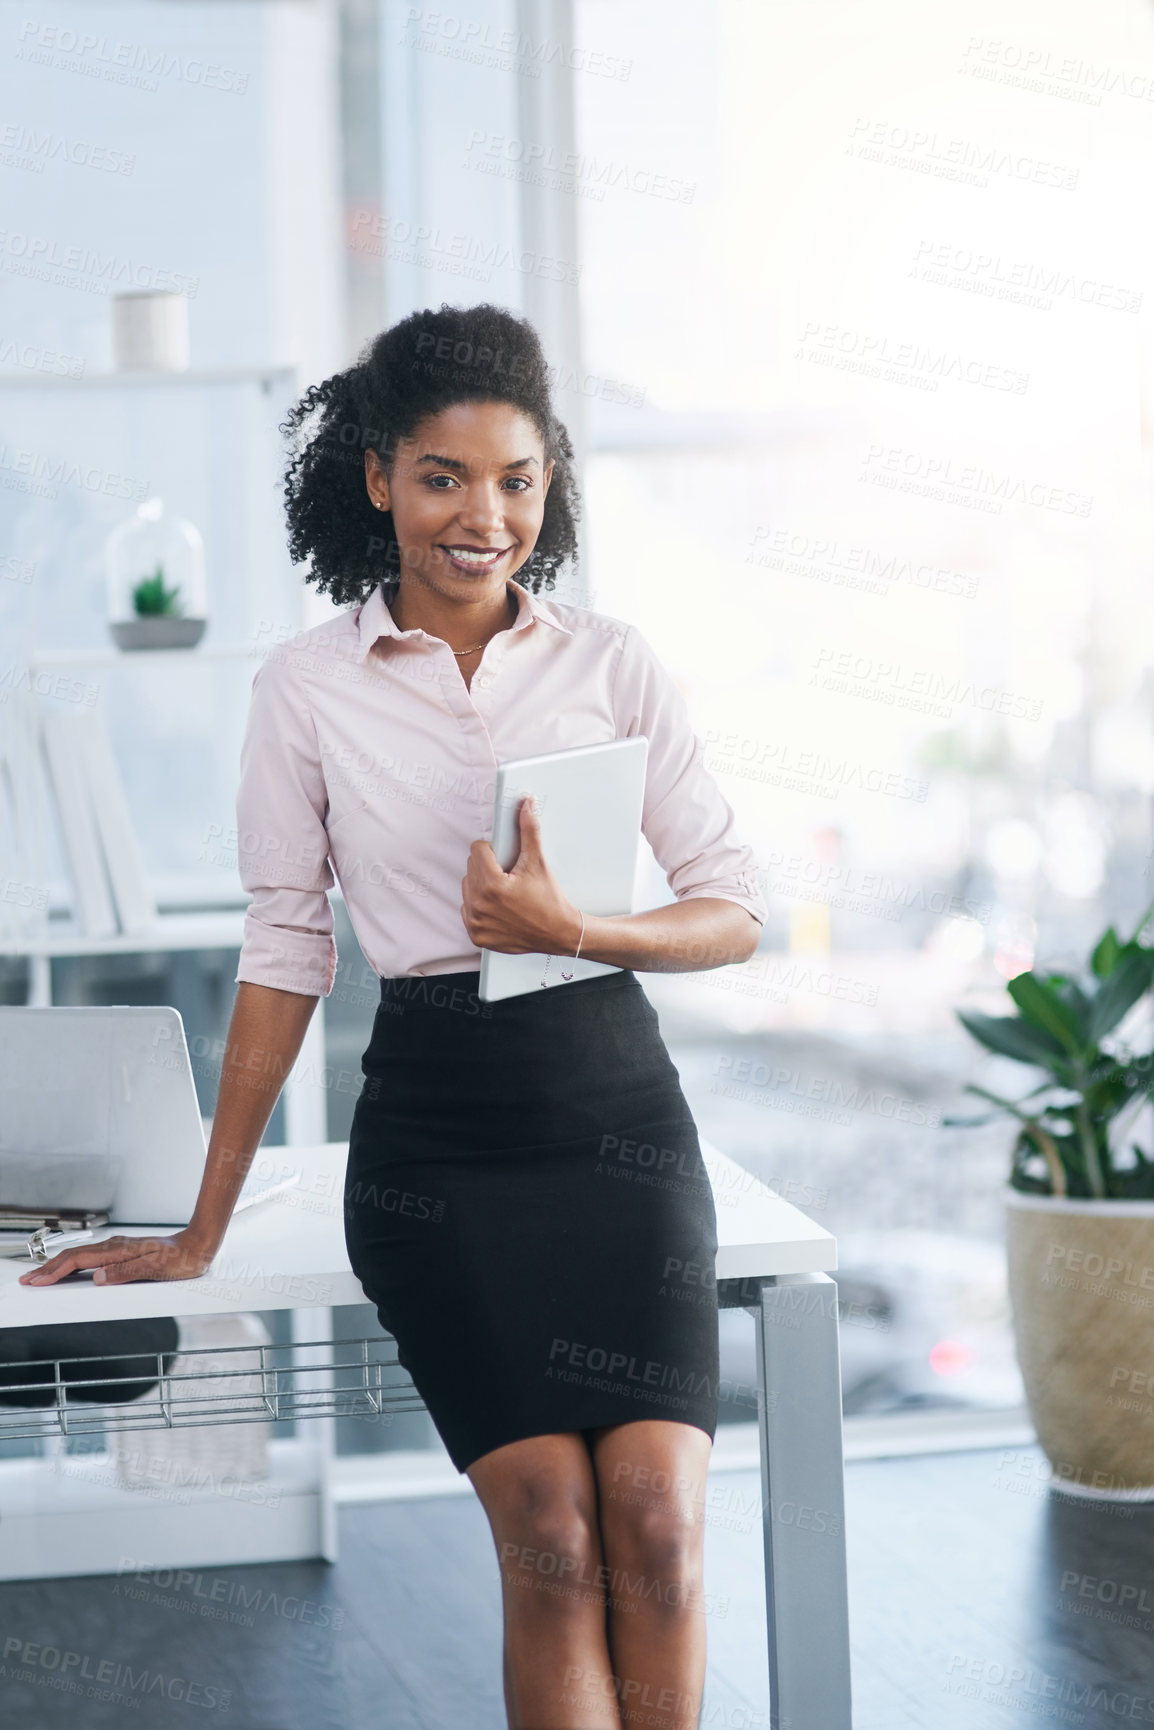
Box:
[40,709,118,939]
[0,689,49,941]
[77,713,157,936]
[30,706,156,941]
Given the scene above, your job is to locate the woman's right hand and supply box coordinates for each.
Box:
[18,1228,219,1289]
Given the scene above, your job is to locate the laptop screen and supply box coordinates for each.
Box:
[0,1006,207,1226]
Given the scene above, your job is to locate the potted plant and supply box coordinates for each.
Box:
[947,902,1154,1500]
[106,497,207,650]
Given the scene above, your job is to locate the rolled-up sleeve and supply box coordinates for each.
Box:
[614,623,768,929]
[233,651,338,997]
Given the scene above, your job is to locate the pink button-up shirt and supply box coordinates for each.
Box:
[233,579,768,996]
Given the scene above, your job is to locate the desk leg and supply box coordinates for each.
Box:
[750,1272,852,1730]
[27,953,51,1007]
[291,1306,338,1564]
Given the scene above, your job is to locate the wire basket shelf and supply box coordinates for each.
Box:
[0,1337,424,1442]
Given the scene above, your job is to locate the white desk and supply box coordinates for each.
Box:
[0,1138,853,1730]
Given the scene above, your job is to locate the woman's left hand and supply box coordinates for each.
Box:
[461,797,582,955]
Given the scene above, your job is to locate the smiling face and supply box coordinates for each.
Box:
[365,400,554,605]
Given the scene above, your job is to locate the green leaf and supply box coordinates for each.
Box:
[1125,896,1154,948]
[1007,972,1084,1054]
[1091,928,1122,978]
[1016,1075,1065,1102]
[1056,979,1093,1030]
[961,1082,1059,1126]
[1113,1060,1154,1099]
[132,568,184,617]
[1086,952,1154,1043]
[1110,1150,1154,1201]
[956,1008,1067,1069]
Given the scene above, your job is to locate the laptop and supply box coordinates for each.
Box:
[0,1006,209,1228]
[478,736,649,1004]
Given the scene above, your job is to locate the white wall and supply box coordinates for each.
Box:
[0,1,345,907]
[0,0,344,379]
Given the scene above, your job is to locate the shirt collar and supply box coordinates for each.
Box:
[354,578,573,659]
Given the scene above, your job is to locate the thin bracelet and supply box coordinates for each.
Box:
[541,909,585,987]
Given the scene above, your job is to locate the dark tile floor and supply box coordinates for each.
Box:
[1,1444,1151,1728]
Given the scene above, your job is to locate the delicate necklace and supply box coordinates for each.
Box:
[392,587,515,656]
[451,591,517,655]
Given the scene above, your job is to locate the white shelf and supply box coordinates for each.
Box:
[0,1438,329,1583]
[4,909,247,960]
[0,365,296,391]
[30,643,259,669]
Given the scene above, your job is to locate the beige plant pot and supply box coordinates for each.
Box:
[1005,1189,1154,1500]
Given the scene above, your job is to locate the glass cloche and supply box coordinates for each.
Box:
[106,496,207,649]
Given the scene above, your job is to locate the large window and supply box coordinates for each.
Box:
[571,0,1154,1417]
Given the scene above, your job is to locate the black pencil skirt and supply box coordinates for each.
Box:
[343,968,720,1474]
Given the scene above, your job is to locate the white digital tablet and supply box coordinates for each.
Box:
[478,736,649,1004]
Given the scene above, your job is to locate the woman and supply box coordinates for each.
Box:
[23,304,768,1730]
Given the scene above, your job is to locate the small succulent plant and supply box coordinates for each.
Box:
[132,565,184,617]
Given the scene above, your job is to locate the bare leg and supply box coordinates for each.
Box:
[591,1421,714,1730]
[469,1431,623,1730]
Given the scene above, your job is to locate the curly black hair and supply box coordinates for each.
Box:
[280,303,580,607]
